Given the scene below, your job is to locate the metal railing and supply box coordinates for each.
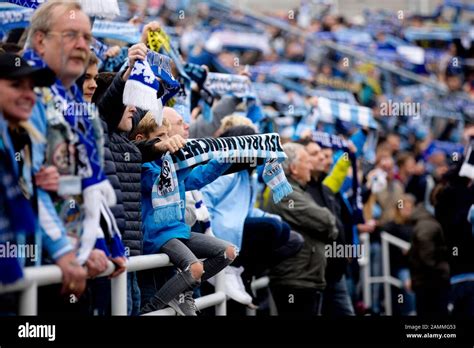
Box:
[0,253,272,316]
[358,231,411,315]
[2,232,409,316]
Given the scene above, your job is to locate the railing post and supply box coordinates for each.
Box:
[19,282,38,315]
[359,233,372,308]
[381,233,392,316]
[111,271,128,315]
[214,270,226,315]
[268,288,278,316]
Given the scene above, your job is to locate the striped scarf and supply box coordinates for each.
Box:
[152,134,293,225]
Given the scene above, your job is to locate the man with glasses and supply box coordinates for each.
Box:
[25,0,126,313]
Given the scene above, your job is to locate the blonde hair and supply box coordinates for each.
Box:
[130,112,170,140]
[27,0,82,46]
[217,114,257,136]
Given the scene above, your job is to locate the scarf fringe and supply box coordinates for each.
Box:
[94,238,111,257]
[123,79,163,125]
[78,0,120,19]
[110,234,126,258]
[272,181,293,203]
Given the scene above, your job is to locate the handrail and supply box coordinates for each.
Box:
[0,253,270,316]
[358,231,411,315]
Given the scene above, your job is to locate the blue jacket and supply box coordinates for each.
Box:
[201,171,266,249]
[141,159,231,253]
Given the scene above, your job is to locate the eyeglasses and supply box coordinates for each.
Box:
[46,30,93,46]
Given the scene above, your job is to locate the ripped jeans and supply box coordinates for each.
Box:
[141,232,235,312]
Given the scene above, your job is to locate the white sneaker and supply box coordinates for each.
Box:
[224,266,253,305]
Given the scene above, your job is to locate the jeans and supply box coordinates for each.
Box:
[270,286,323,316]
[142,232,234,311]
[322,275,355,316]
[450,280,474,317]
[127,272,141,316]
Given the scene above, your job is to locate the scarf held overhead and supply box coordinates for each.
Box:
[152,133,293,225]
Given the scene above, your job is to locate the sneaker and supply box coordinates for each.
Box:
[166,298,186,316]
[224,266,253,305]
[176,291,198,316]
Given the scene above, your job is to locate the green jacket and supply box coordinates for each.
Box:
[266,177,339,290]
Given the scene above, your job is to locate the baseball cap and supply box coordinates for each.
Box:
[0,52,56,87]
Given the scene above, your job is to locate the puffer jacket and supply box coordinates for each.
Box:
[101,120,126,237]
[98,73,144,256]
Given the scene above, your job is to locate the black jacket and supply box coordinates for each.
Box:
[102,120,126,237]
[98,73,145,256]
[307,177,347,282]
[434,166,474,277]
[409,204,450,288]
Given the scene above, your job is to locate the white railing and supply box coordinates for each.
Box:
[2,232,409,316]
[0,253,271,316]
[358,231,411,315]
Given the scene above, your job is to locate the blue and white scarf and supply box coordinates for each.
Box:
[7,0,44,8]
[184,63,214,122]
[23,49,106,189]
[152,134,293,225]
[123,58,164,125]
[0,7,32,34]
[205,30,271,54]
[147,50,180,106]
[92,19,141,44]
[203,72,261,123]
[102,46,128,72]
[204,72,254,99]
[23,49,124,260]
[77,0,120,19]
[250,62,313,80]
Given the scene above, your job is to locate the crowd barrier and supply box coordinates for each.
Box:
[1,231,410,316]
